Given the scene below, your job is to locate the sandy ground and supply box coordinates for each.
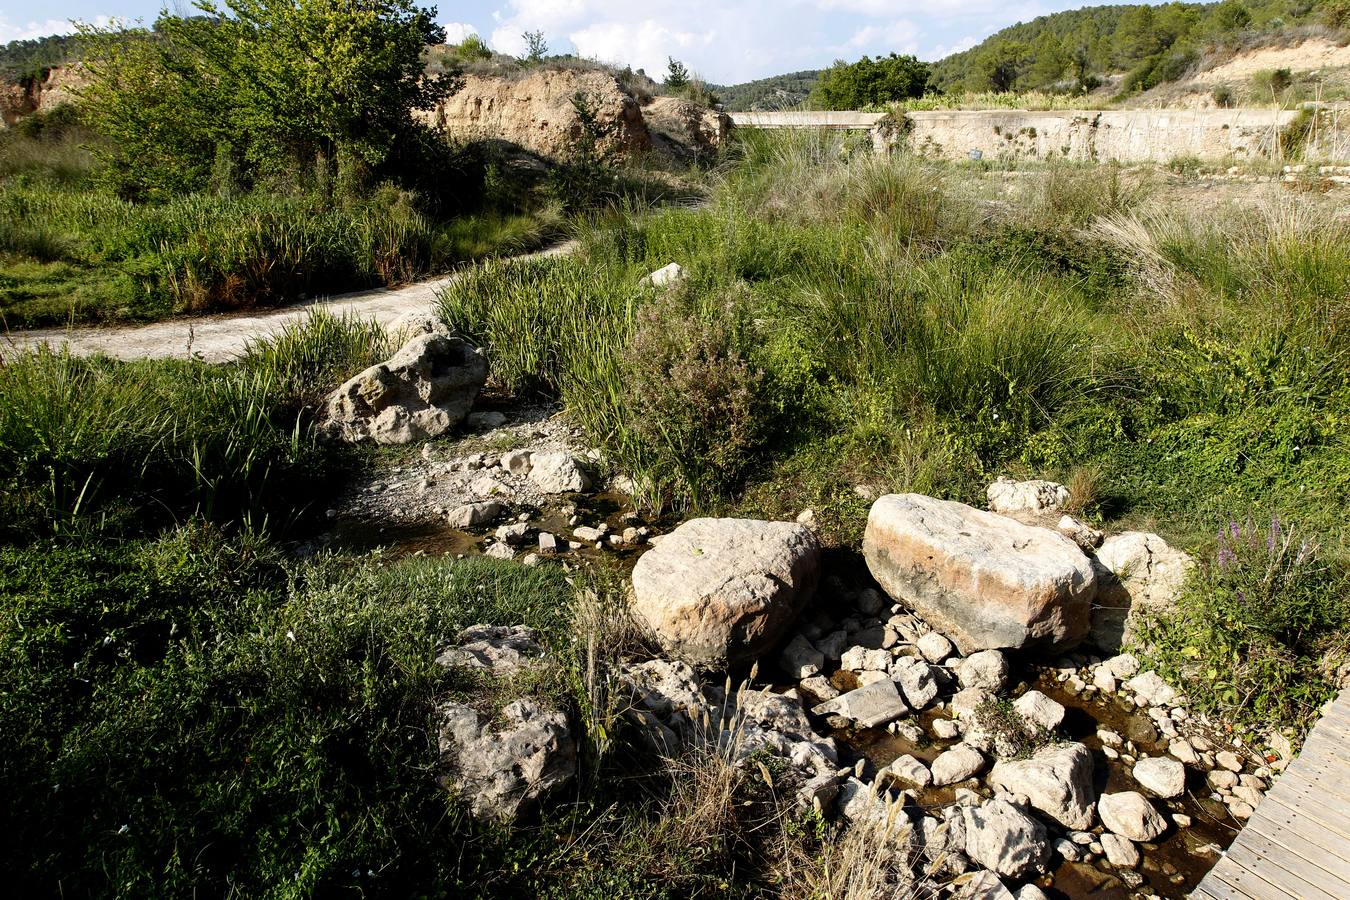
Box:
[1,241,576,363]
[1190,39,1350,85]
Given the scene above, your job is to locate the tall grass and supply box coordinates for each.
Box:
[0,312,390,536]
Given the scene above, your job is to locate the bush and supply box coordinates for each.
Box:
[625,291,768,507]
[1138,517,1348,734]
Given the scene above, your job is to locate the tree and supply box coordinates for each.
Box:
[1025,33,1071,89]
[665,56,689,89]
[810,53,930,109]
[79,0,456,200]
[1208,0,1252,32]
[970,40,1031,93]
[522,29,547,64]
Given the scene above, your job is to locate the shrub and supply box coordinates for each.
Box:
[625,291,768,507]
[1137,517,1348,734]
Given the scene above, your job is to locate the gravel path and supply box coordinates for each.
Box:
[2,241,576,363]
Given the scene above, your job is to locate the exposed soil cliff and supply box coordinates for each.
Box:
[0,65,86,126]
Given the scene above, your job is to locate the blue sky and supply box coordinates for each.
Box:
[4,0,1094,83]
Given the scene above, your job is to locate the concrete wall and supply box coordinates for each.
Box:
[900,108,1303,163]
[730,107,1350,164]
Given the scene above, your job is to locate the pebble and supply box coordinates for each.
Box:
[1216,750,1243,772]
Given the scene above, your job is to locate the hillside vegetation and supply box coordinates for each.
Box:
[932,0,1349,96]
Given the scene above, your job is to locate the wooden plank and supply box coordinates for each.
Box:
[1203,856,1304,900]
[1191,878,1250,900]
[1265,761,1350,806]
[1260,791,1350,841]
[1245,800,1350,867]
[1223,831,1348,899]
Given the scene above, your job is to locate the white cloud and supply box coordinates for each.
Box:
[0,15,121,43]
[844,20,920,53]
[569,19,712,77]
[441,21,478,44]
[0,17,78,43]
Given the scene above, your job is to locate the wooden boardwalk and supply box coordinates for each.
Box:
[1192,689,1350,900]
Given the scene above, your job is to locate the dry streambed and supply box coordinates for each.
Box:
[307,318,1287,899]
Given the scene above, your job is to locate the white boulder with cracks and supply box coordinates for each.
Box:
[323,333,487,444]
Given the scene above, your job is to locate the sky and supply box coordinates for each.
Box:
[2,0,1098,84]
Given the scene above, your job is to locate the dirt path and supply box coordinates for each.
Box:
[1,242,576,364]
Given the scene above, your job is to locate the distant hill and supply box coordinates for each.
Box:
[930,1,1346,95]
[713,70,821,111]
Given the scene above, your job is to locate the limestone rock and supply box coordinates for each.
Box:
[528,452,592,493]
[638,261,686,289]
[1090,532,1194,651]
[986,476,1070,517]
[436,697,576,820]
[917,631,955,663]
[435,624,544,677]
[989,743,1096,830]
[501,449,534,476]
[863,494,1095,654]
[1098,791,1167,842]
[1133,756,1186,799]
[932,744,986,786]
[446,501,505,528]
[630,518,820,669]
[891,655,941,709]
[890,754,933,788]
[1125,670,1178,707]
[1100,832,1140,868]
[323,334,487,444]
[812,678,908,729]
[961,798,1052,880]
[1013,690,1066,732]
[956,650,1011,692]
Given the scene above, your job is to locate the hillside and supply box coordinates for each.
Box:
[713,70,821,111]
[930,1,1348,96]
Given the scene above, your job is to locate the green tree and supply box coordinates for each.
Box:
[665,56,689,89]
[1116,6,1165,65]
[80,0,455,200]
[970,40,1031,93]
[522,29,548,64]
[1208,0,1252,32]
[1025,32,1071,89]
[810,53,930,109]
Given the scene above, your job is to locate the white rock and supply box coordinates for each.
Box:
[1133,756,1186,798]
[961,798,1052,879]
[951,687,993,719]
[1013,690,1065,731]
[1216,750,1243,772]
[1091,532,1194,651]
[989,742,1096,830]
[889,754,933,788]
[630,518,820,669]
[484,542,515,560]
[322,334,487,444]
[957,650,1011,692]
[445,501,504,528]
[932,744,986,786]
[1092,667,1118,693]
[1125,671,1177,707]
[1103,653,1140,679]
[986,476,1070,517]
[864,494,1095,654]
[639,261,686,289]
[500,449,534,476]
[917,631,955,663]
[1100,832,1140,868]
[799,674,839,702]
[891,656,940,709]
[1098,791,1167,842]
[932,718,961,740]
[812,679,909,728]
[527,452,592,493]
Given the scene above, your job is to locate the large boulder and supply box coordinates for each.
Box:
[961,798,1052,880]
[630,518,821,669]
[436,697,576,821]
[1090,532,1194,651]
[989,743,1096,830]
[322,333,487,444]
[863,494,1096,654]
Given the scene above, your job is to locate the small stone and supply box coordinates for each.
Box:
[484,542,515,560]
[1216,750,1242,772]
[1173,813,1192,828]
[1100,833,1140,868]
[917,631,955,663]
[856,588,887,616]
[500,449,534,476]
[538,532,560,554]
[796,509,818,529]
[1207,769,1238,792]
[1098,791,1167,842]
[956,650,1010,692]
[932,744,986,786]
[799,675,839,702]
[1093,667,1118,693]
[522,553,541,567]
[932,718,961,740]
[1125,671,1177,707]
[1013,690,1065,731]
[1098,729,1124,747]
[780,635,824,680]
[889,754,932,788]
[446,501,505,528]
[1228,799,1255,819]
[1169,737,1200,766]
[1232,785,1264,808]
[1133,756,1186,799]
[1104,654,1140,679]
